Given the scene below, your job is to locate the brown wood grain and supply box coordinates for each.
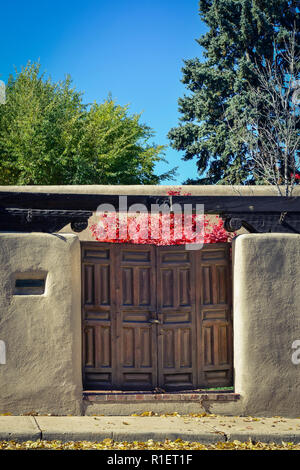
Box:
[81,242,233,390]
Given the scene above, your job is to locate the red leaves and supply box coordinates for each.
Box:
[203,217,235,243]
[166,188,192,196]
[90,189,236,245]
[166,190,182,196]
[90,213,235,245]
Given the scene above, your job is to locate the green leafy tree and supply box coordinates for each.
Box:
[168,0,299,185]
[0,62,175,185]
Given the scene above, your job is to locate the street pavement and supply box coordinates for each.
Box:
[0,414,300,444]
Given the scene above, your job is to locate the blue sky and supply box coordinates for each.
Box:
[0,0,207,184]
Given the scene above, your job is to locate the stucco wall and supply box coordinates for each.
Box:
[1,197,300,417]
[0,233,82,416]
[233,234,300,418]
[1,184,298,195]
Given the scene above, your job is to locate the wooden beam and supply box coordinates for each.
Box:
[1,191,300,213]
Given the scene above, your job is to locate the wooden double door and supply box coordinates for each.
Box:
[82,242,233,391]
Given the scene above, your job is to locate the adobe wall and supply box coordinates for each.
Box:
[0,233,82,415]
[233,234,300,417]
[0,187,299,417]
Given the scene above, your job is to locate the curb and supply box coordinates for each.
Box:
[2,429,300,445]
[0,416,300,444]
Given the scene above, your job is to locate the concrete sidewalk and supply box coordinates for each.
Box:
[1,415,300,444]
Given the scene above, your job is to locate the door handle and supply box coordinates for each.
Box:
[149,319,161,324]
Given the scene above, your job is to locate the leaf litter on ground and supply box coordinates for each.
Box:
[0,438,300,450]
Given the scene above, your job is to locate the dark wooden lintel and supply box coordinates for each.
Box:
[0,207,92,233]
[1,191,300,233]
[1,192,300,213]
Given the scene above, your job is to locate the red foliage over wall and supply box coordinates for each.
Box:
[90,188,236,245]
[90,213,235,244]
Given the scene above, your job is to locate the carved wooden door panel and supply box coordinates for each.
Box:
[156,246,198,390]
[114,244,157,390]
[82,242,232,390]
[196,244,233,387]
[82,243,117,389]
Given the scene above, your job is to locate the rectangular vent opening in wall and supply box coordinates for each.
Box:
[14,274,46,295]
